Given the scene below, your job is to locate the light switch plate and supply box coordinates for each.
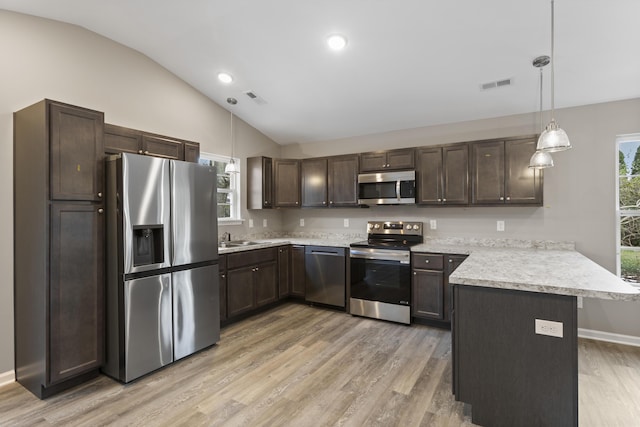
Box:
[263,218,268,228]
[249,219,254,228]
[344,218,349,228]
[300,218,305,227]
[497,220,505,231]
[535,319,563,338]
[430,219,437,230]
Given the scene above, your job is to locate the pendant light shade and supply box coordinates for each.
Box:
[529,150,554,169]
[537,0,571,153]
[225,97,239,174]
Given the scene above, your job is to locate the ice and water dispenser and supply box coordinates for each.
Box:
[132,225,164,266]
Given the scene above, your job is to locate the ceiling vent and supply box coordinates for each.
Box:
[244,90,267,105]
[480,78,513,91]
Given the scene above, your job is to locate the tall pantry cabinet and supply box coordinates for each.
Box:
[14,100,105,398]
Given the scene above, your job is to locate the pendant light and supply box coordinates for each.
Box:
[224,97,239,174]
[529,55,554,169]
[537,0,571,152]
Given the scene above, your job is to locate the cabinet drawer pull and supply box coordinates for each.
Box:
[442,198,447,202]
[425,260,430,263]
[506,196,511,201]
[98,208,104,214]
[221,274,226,278]
[138,150,143,154]
[449,259,453,263]
[97,192,103,198]
[413,271,417,275]
[144,150,149,155]
[500,196,504,201]
[437,198,442,202]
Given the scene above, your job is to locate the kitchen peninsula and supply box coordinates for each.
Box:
[221,236,640,427]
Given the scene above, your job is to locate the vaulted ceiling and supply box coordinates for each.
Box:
[1,0,639,144]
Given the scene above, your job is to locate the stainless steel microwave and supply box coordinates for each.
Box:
[357,170,416,205]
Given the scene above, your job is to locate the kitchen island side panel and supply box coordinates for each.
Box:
[453,285,577,427]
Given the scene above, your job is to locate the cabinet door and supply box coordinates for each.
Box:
[443,144,469,205]
[247,156,273,209]
[471,141,505,204]
[416,147,443,204]
[227,267,255,317]
[49,102,104,202]
[505,138,542,205]
[386,148,415,170]
[301,158,328,207]
[255,261,278,307]
[49,203,104,384]
[291,246,306,297]
[104,124,142,155]
[273,159,301,207]
[412,269,444,320]
[142,134,184,160]
[360,152,388,172]
[328,155,359,207]
[278,246,291,298]
[184,142,200,163]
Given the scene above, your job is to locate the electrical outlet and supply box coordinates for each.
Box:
[344,218,350,228]
[263,218,268,228]
[249,219,254,228]
[430,219,437,230]
[535,319,563,338]
[497,220,505,231]
[300,218,305,227]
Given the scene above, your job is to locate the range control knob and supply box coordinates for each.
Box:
[374,223,380,229]
[413,224,420,230]
[405,224,411,229]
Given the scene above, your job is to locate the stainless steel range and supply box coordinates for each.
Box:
[349,220,423,324]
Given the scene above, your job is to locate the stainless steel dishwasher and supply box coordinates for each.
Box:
[304,246,346,307]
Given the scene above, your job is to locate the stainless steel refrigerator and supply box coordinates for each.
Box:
[103,153,219,383]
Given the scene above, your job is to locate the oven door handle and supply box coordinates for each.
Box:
[349,248,410,263]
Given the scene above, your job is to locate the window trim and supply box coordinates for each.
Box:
[615,133,640,286]
[198,151,243,224]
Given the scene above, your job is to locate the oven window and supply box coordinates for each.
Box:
[350,258,411,305]
[359,182,398,199]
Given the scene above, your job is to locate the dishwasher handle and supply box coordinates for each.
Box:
[305,246,346,257]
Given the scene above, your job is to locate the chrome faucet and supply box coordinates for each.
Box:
[220,231,231,243]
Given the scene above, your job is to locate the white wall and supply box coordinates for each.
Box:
[0,10,281,374]
[281,99,640,338]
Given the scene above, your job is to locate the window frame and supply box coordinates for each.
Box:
[198,151,243,225]
[615,133,640,286]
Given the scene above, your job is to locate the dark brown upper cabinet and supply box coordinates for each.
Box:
[50,102,104,202]
[301,154,359,208]
[359,148,415,172]
[470,136,542,205]
[417,144,468,205]
[104,124,198,162]
[328,154,359,207]
[273,158,301,208]
[247,156,273,209]
[301,158,328,207]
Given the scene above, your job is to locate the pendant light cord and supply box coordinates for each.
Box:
[539,67,544,133]
[550,0,556,120]
[230,111,234,160]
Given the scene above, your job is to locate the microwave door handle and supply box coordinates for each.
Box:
[396,180,401,201]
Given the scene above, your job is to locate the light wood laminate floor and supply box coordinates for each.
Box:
[1,303,639,426]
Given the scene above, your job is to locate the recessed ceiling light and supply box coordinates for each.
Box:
[327,34,347,51]
[217,72,233,84]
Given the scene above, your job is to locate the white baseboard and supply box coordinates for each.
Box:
[0,370,15,387]
[578,328,640,347]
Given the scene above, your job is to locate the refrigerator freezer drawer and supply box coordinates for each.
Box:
[173,265,220,360]
[124,274,173,382]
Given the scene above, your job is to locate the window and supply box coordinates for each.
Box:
[616,134,640,284]
[199,152,242,224]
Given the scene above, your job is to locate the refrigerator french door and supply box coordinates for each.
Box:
[104,153,219,383]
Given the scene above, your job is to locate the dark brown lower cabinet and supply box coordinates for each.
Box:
[219,255,227,321]
[226,248,278,319]
[290,245,306,297]
[453,285,577,426]
[412,252,467,324]
[278,246,291,298]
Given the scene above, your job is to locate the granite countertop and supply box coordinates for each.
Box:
[217,234,640,301]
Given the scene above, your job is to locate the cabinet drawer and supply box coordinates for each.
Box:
[227,248,277,269]
[412,253,444,270]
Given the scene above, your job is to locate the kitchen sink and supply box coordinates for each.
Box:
[218,240,264,248]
